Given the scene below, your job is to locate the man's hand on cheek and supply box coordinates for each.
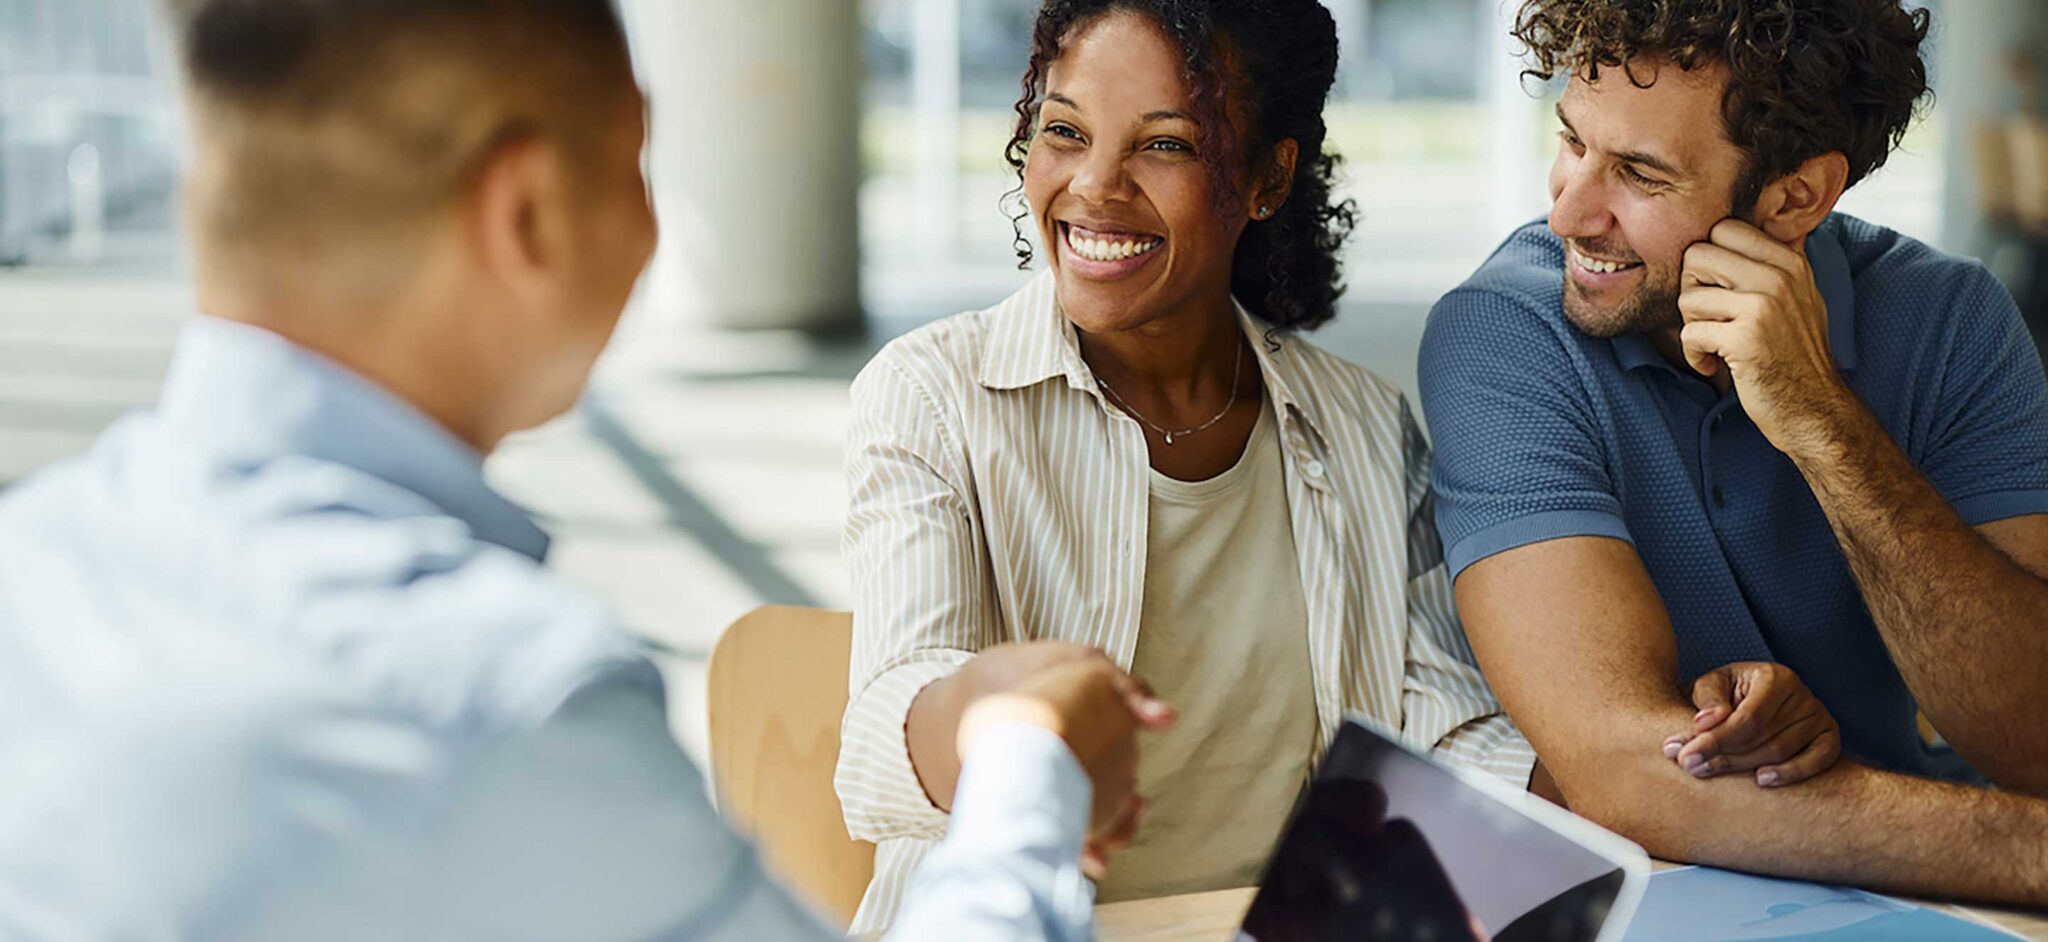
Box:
[1676,218,1858,457]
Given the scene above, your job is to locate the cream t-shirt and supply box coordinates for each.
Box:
[1096,402,1318,902]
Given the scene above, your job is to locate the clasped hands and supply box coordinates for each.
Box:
[1664,661,1842,788]
[951,642,1177,878]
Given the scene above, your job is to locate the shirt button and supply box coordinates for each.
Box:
[1118,536,1135,558]
[1711,486,1728,509]
[1304,460,1326,479]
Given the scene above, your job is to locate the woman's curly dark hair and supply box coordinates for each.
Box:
[1001,0,1356,331]
[1513,0,1932,214]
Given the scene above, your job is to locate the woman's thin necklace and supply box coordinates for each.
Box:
[1096,341,1244,446]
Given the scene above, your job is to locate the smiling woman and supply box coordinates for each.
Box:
[834,0,1531,934]
[1006,0,1356,335]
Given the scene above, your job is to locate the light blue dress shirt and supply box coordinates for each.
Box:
[0,317,1096,941]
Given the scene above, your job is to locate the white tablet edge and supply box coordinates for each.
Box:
[1338,713,1652,942]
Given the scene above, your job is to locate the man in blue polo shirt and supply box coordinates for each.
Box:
[1421,0,2048,906]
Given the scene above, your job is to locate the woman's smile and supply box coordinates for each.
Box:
[1058,221,1167,280]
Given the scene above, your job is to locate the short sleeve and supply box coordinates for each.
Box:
[1418,288,1633,580]
[1918,267,2048,525]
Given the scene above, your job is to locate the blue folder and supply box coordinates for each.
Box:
[1622,866,2020,941]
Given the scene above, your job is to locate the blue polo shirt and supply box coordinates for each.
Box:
[1419,214,2048,782]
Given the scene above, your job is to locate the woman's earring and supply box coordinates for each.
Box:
[1256,205,1272,219]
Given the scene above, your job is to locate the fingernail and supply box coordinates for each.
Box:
[1684,755,1709,776]
[1662,740,1683,759]
[1757,770,1780,787]
[1694,710,1712,722]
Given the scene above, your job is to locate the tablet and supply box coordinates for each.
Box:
[1239,717,1649,942]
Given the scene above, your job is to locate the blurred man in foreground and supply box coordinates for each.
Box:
[0,1,1168,937]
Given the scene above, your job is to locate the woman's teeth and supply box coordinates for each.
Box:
[1572,247,1640,275]
[1067,227,1162,263]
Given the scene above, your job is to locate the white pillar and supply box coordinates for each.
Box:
[67,143,104,262]
[1484,0,1547,236]
[624,0,862,332]
[911,0,962,259]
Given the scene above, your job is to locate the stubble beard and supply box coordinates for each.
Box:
[1560,262,1683,339]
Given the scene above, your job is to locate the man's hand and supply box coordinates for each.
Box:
[953,649,1176,877]
[908,641,1134,814]
[1678,219,1857,457]
[1662,661,1841,788]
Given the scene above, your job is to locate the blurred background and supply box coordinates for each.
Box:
[2,0,2043,761]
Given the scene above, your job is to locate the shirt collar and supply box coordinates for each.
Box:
[975,271,1079,391]
[155,317,552,561]
[973,269,1333,451]
[1612,220,1859,376]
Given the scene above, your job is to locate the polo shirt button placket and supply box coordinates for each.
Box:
[1704,409,1728,512]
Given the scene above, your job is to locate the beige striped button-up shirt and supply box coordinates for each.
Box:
[836,271,1536,932]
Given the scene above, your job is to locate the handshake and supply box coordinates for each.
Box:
[922,643,1179,877]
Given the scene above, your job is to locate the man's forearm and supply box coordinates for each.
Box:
[890,723,1094,942]
[1560,720,2048,907]
[1790,395,2048,791]
[1627,759,2048,906]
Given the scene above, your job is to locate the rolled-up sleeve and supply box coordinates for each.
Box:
[836,353,1003,844]
[1392,398,1540,788]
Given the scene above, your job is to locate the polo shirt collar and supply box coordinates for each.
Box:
[1613,220,1858,375]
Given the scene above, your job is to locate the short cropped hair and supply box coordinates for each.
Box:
[1513,0,1932,213]
[166,0,634,278]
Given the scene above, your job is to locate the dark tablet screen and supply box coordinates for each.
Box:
[1240,722,1627,942]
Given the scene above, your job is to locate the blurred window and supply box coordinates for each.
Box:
[0,0,180,267]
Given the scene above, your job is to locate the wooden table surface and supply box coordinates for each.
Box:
[1095,867,2048,941]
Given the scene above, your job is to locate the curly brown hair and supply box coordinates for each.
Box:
[1002,0,1357,331]
[1513,0,1933,214]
